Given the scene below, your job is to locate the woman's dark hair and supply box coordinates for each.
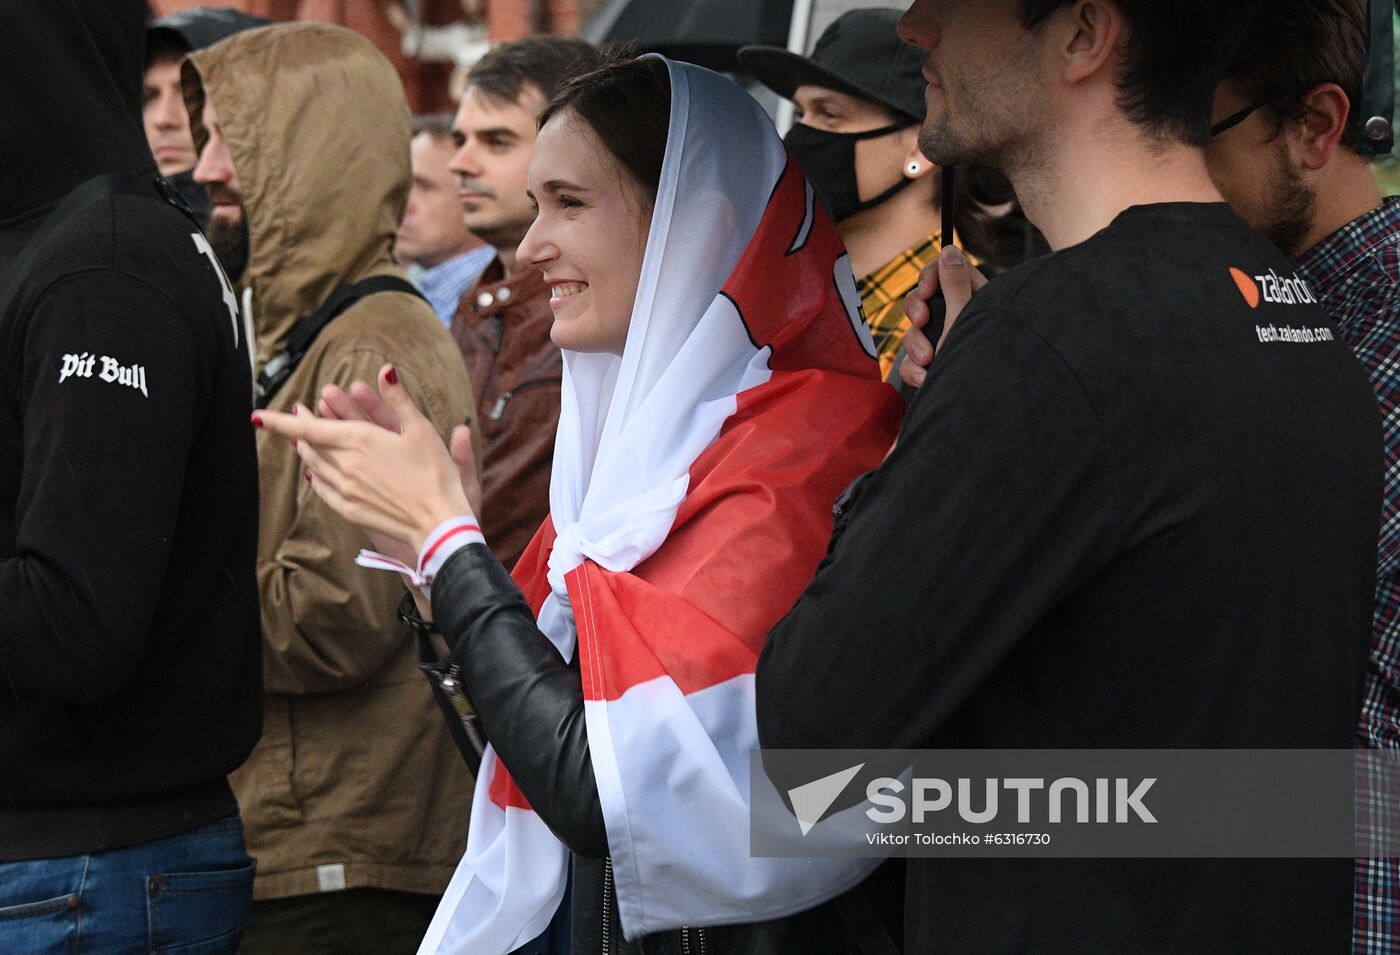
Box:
[538,53,671,206]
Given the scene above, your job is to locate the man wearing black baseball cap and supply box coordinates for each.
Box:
[144,7,269,228]
[741,9,947,382]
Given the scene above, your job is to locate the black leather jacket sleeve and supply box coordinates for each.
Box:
[431,543,609,858]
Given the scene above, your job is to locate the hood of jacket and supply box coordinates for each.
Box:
[182,24,412,364]
[0,0,154,224]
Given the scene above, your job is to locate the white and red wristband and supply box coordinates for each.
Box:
[354,516,484,595]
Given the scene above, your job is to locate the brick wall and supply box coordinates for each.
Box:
[147,0,460,111]
[485,0,582,41]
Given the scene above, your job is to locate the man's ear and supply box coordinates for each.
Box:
[900,135,937,181]
[1292,83,1351,171]
[1059,0,1123,86]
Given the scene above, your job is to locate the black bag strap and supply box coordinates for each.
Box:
[400,593,486,776]
[254,274,424,409]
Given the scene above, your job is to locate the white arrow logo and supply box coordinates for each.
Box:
[788,763,864,836]
[191,232,240,347]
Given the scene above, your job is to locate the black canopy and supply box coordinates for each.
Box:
[581,0,794,74]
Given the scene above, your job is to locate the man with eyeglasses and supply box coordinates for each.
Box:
[1205,3,1400,951]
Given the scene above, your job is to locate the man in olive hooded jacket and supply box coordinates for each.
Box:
[183,23,480,953]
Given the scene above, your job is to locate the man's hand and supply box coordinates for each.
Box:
[899,245,988,388]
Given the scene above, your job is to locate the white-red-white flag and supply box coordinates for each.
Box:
[419,56,902,954]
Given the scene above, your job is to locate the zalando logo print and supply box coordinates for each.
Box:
[1229,267,1317,309]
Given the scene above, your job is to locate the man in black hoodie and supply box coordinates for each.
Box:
[0,1,262,951]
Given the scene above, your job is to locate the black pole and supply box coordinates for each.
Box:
[941,164,957,248]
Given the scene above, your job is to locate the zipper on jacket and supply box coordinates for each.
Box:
[488,376,561,421]
[681,926,710,955]
[602,857,615,955]
[439,664,473,720]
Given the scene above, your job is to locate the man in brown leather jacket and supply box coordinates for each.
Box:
[446,38,603,569]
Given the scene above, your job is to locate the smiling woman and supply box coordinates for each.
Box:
[518,58,671,356]
[519,114,652,353]
[256,52,904,955]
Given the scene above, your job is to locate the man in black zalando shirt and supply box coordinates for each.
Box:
[0,1,262,950]
[756,0,1382,952]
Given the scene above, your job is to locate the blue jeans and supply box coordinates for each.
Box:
[0,814,254,954]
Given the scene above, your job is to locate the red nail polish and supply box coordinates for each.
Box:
[292,406,299,416]
[385,366,398,385]
[251,415,264,428]
[304,470,311,482]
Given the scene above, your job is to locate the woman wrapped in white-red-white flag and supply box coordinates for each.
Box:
[258,52,904,954]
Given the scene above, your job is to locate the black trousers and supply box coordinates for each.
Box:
[239,887,440,955]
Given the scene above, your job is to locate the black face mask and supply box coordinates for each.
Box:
[784,120,917,224]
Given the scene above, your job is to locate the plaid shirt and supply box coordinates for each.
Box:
[1296,196,1400,955]
[857,233,945,381]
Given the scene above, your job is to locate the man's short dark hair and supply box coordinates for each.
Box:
[466,37,603,107]
[1223,0,1368,150]
[411,113,456,140]
[1017,0,1261,147]
[144,28,189,69]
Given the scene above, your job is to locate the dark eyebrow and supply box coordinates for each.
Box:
[541,179,588,194]
[475,127,519,141]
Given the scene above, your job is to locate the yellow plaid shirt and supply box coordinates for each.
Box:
[857,232,975,381]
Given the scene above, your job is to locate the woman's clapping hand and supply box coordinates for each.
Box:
[255,363,483,556]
